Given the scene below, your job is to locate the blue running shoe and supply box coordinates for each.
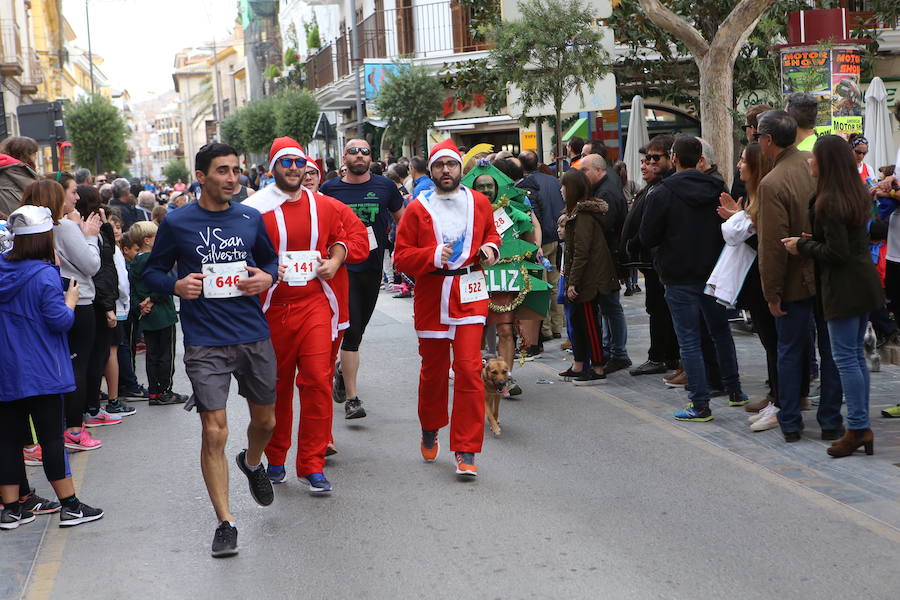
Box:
[674,405,713,422]
[299,472,332,494]
[266,464,286,484]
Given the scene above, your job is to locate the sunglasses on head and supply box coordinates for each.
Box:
[645,153,666,162]
[278,157,307,169]
[346,147,371,156]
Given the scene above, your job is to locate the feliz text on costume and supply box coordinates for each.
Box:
[195,227,249,263]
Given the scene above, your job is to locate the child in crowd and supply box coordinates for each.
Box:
[127,222,184,406]
[102,215,136,416]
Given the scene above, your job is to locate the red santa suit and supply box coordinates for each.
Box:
[244,141,348,478]
[394,142,500,455]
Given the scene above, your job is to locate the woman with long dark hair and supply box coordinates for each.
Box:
[559,169,619,385]
[714,142,780,430]
[783,135,884,457]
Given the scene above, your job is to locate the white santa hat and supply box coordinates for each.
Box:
[268,136,306,173]
[427,138,462,170]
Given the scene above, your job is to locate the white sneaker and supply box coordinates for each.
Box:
[750,404,780,432]
[748,402,774,424]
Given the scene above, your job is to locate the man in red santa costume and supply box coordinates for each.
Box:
[301,158,370,456]
[244,137,348,493]
[394,138,500,477]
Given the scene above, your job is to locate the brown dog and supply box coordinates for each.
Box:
[482,358,510,436]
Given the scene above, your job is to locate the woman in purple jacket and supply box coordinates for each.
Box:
[0,205,103,530]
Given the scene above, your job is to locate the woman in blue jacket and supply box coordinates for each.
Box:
[0,204,104,530]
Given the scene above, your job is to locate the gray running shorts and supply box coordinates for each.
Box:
[182,339,277,412]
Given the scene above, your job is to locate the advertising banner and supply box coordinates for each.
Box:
[779,46,863,136]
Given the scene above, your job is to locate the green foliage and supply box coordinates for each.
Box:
[439,58,507,116]
[220,112,246,155]
[284,47,299,67]
[119,167,132,180]
[304,15,321,50]
[239,96,279,153]
[64,94,128,173]
[458,0,501,44]
[264,64,283,80]
[162,158,190,185]
[375,62,444,156]
[273,90,320,146]
[610,0,897,116]
[490,0,610,119]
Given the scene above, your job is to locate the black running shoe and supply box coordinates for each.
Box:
[345,397,366,419]
[235,450,274,506]
[163,391,188,404]
[59,501,103,527]
[119,384,150,400]
[603,357,632,375]
[0,507,35,529]
[332,363,346,404]
[211,521,238,558]
[105,398,136,416]
[19,489,61,514]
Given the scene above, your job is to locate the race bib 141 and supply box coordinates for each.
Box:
[282,250,320,286]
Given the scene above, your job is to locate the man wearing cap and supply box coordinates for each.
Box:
[301,159,371,455]
[320,139,405,421]
[394,138,501,477]
[244,137,352,493]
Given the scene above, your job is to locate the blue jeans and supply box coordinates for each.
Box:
[774,299,843,432]
[597,290,629,361]
[827,314,871,430]
[664,284,741,411]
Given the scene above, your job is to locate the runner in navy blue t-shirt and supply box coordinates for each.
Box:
[319,139,404,419]
[144,143,280,558]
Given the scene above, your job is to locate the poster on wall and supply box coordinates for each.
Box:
[779,46,863,136]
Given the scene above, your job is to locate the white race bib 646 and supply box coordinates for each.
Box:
[202,261,248,298]
[459,270,488,303]
[283,250,320,286]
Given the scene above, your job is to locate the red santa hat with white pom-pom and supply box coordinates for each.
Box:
[427,138,462,170]
[268,136,306,173]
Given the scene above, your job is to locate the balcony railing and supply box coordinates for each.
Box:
[0,20,24,77]
[304,1,492,91]
[22,50,44,92]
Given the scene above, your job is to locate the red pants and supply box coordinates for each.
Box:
[417,324,485,453]
[264,297,333,477]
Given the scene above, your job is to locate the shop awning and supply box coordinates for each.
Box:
[563,117,589,142]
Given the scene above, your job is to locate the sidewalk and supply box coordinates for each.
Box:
[521,291,900,532]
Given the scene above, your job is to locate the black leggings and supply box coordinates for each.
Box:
[86,304,114,411]
[65,305,96,428]
[342,269,383,352]
[570,299,604,364]
[0,395,69,487]
[144,325,175,395]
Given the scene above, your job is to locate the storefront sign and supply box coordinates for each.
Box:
[520,131,537,152]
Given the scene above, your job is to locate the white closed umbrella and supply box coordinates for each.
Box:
[624,95,650,190]
[863,77,895,176]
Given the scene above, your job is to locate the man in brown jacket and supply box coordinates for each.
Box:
[756,110,843,442]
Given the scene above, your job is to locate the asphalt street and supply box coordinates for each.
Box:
[5,288,900,600]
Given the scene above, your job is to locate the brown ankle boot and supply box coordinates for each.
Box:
[826,428,874,458]
[745,394,774,413]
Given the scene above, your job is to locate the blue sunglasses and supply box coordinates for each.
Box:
[278,157,307,169]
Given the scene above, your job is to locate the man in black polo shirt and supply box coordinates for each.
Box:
[320,139,405,419]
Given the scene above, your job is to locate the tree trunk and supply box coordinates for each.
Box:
[697,56,735,188]
[555,107,563,177]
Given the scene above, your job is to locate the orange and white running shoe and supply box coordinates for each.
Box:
[454,452,477,477]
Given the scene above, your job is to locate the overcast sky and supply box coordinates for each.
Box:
[62,0,240,102]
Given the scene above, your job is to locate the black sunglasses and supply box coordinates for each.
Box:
[645,153,666,162]
[346,147,371,156]
[854,149,868,156]
[741,124,754,132]
[278,157,307,169]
